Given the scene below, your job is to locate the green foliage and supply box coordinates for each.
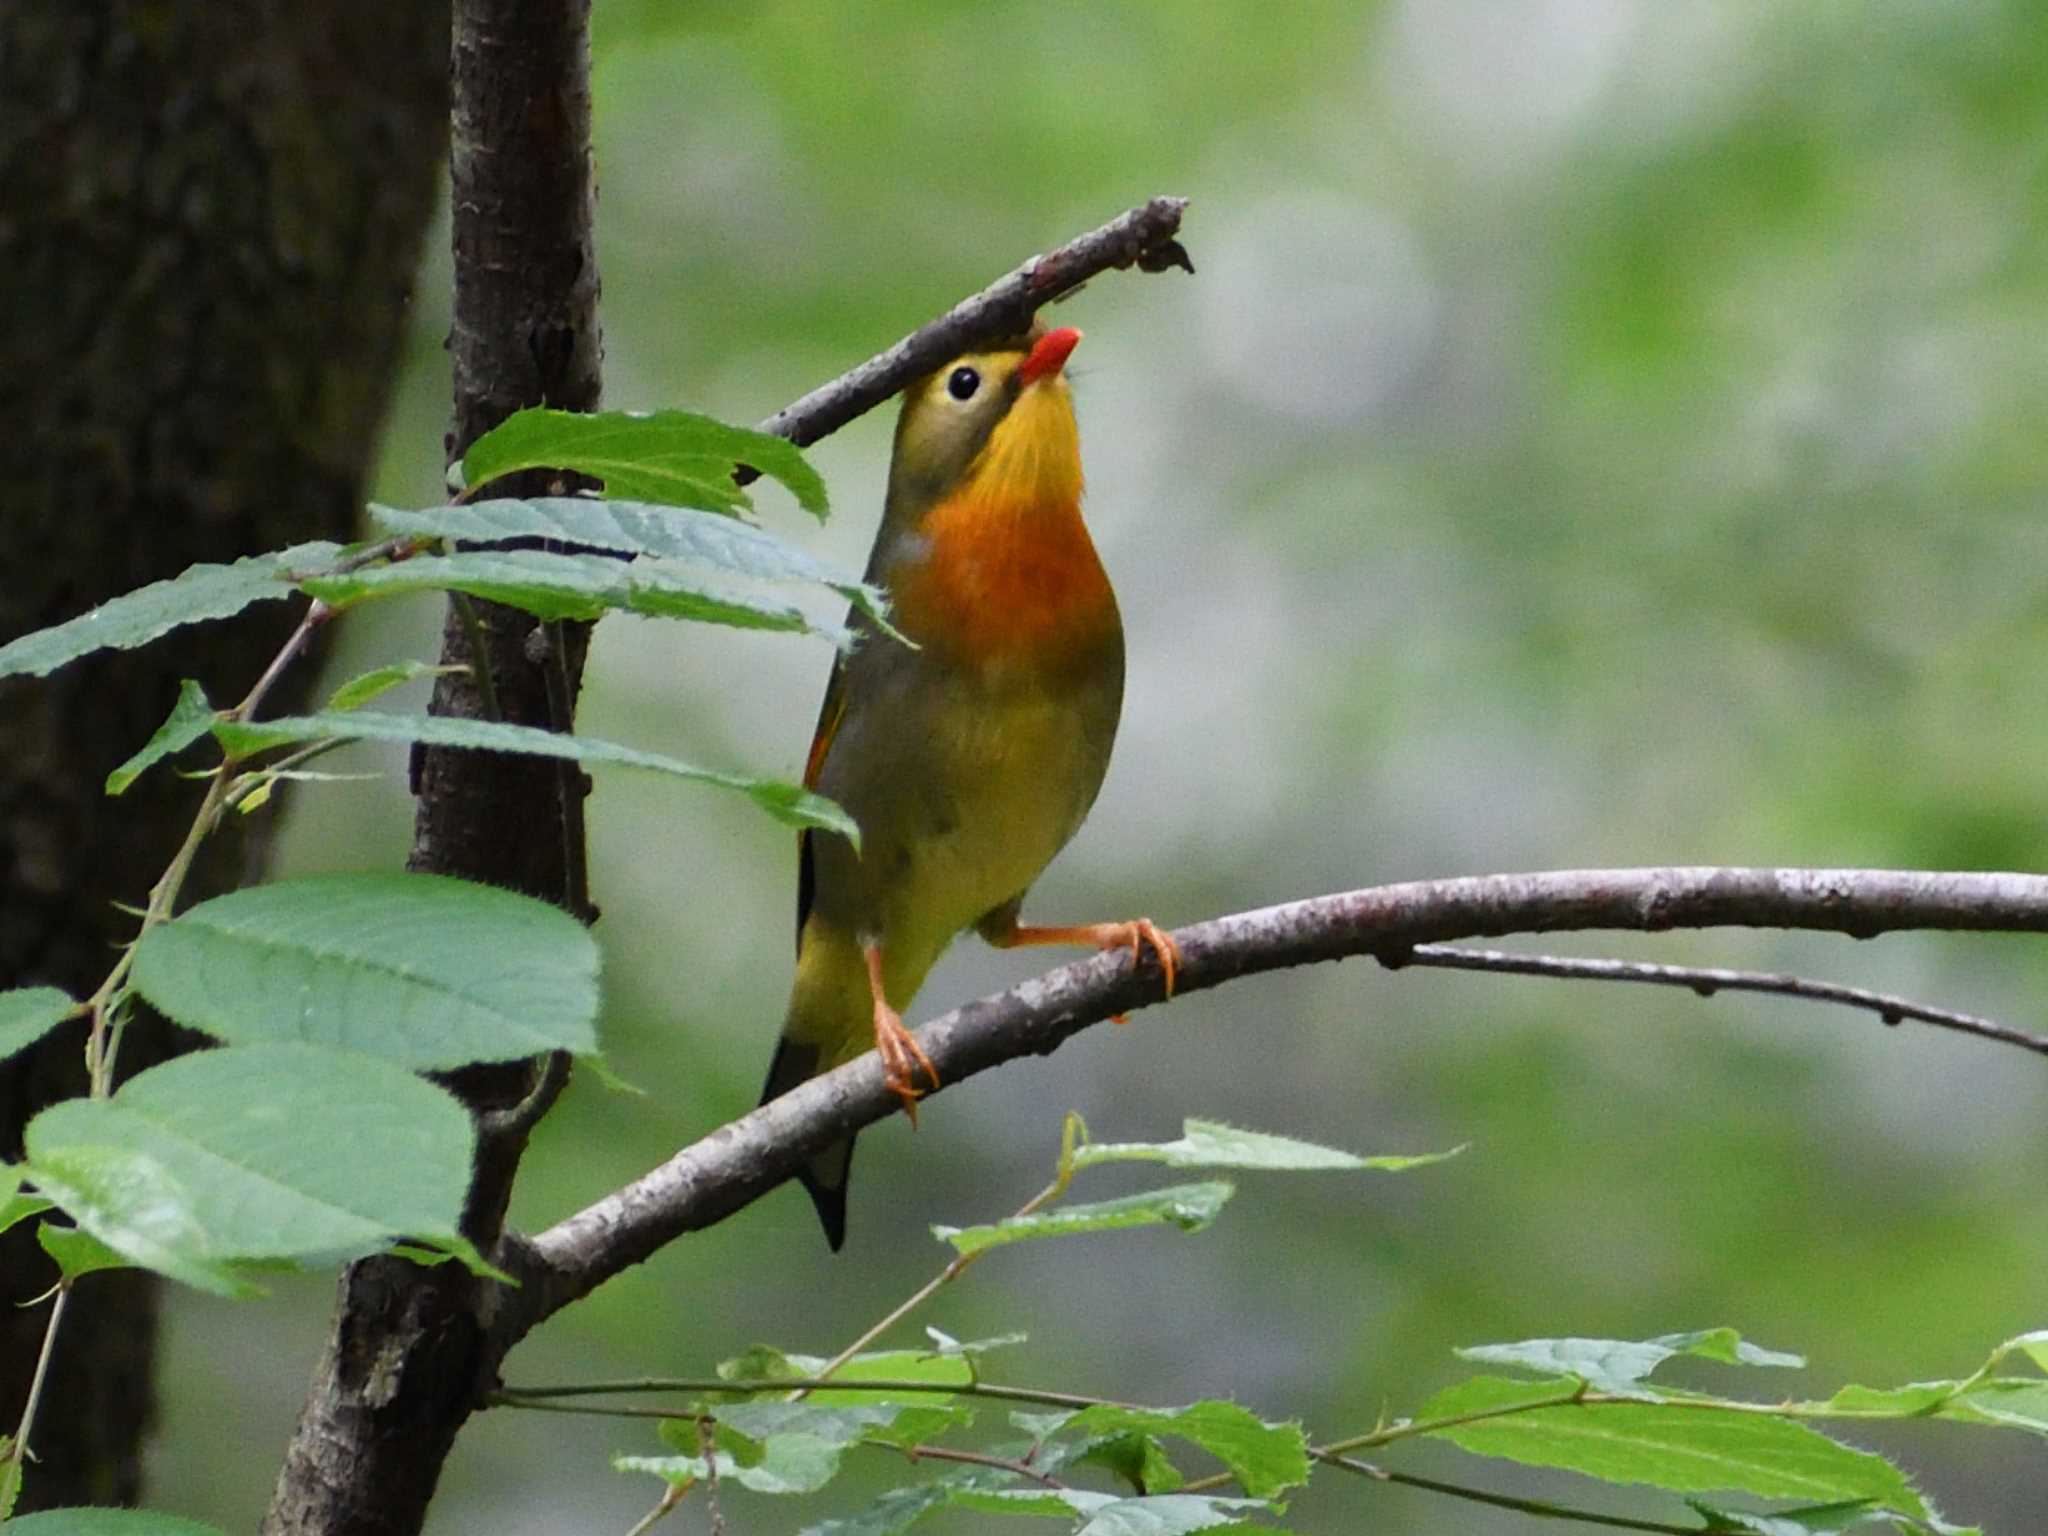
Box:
[0,988,78,1065]
[37,1222,131,1283]
[1421,1376,1928,1514]
[934,1182,1234,1255]
[321,659,453,712]
[105,681,220,794]
[211,709,853,839]
[303,548,837,639]
[130,873,600,1069]
[23,1043,487,1288]
[367,496,893,632]
[456,407,828,517]
[1455,1329,1806,1395]
[0,543,344,680]
[1068,1119,1461,1174]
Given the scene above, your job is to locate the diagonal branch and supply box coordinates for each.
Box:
[491,865,2048,1346]
[753,195,1190,449]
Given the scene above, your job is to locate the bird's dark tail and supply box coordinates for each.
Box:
[759,1034,854,1251]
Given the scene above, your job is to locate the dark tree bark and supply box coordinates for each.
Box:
[0,0,450,1512]
[262,2,603,1531]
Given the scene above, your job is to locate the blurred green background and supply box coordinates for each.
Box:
[150,2,2047,1531]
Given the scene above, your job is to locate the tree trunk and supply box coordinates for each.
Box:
[0,0,449,1510]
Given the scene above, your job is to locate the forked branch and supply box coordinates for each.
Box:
[492,864,2048,1346]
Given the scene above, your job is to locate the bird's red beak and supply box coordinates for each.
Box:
[1018,326,1083,387]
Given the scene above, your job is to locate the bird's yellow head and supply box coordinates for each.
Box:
[888,326,1085,517]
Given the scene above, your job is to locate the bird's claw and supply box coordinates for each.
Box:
[1119,917,1181,997]
[873,999,939,1126]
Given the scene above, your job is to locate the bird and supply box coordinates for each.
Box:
[759,322,1179,1249]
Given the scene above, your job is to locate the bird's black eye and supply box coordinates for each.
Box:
[947,366,980,401]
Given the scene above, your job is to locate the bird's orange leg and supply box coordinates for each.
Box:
[987,918,1182,1021]
[863,941,939,1124]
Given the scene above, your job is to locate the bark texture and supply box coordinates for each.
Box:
[262,2,603,1531]
[0,0,448,1511]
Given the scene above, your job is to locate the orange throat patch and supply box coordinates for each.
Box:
[893,389,1115,671]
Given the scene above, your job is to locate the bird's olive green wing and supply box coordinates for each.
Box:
[795,654,851,949]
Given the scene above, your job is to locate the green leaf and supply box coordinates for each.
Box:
[368,498,893,633]
[24,1043,484,1284]
[1419,1376,1928,1515]
[301,549,840,642]
[618,1437,845,1496]
[210,710,854,842]
[1070,1494,1280,1536]
[458,408,828,519]
[1685,1498,1888,1535]
[323,660,452,712]
[21,1146,260,1298]
[1457,1330,1804,1395]
[1071,1119,1460,1174]
[7,1510,229,1536]
[717,1344,974,1402]
[38,1220,132,1282]
[799,1482,958,1536]
[0,542,344,680]
[0,1183,55,1237]
[1057,1403,1309,1500]
[131,873,599,1070]
[711,1400,974,1453]
[947,1489,1279,1535]
[935,1182,1234,1255]
[1076,1434,1187,1495]
[0,987,80,1065]
[106,680,219,794]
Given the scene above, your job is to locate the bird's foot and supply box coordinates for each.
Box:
[992,917,1182,1007]
[872,998,939,1125]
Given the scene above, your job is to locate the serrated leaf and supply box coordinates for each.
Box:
[1457,1330,1803,1395]
[368,498,892,633]
[1059,1403,1309,1500]
[459,408,827,518]
[210,710,854,841]
[935,1182,1234,1255]
[0,987,80,1064]
[106,680,218,794]
[1419,1376,1928,1515]
[1685,1497,1887,1535]
[131,873,598,1070]
[38,1221,131,1282]
[301,548,839,641]
[0,543,344,679]
[324,660,451,712]
[1071,1119,1458,1174]
[7,1510,229,1536]
[24,1043,483,1284]
[617,1436,844,1495]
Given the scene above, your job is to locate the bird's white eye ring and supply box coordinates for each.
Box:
[946,366,980,402]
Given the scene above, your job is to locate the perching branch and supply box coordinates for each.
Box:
[1393,943,2048,1056]
[490,865,2048,1347]
[753,195,1191,449]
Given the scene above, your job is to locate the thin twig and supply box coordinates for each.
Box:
[1392,943,2048,1055]
[1315,1453,1701,1535]
[753,196,1190,451]
[493,1377,1118,1413]
[491,866,2048,1347]
[872,1440,1066,1489]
